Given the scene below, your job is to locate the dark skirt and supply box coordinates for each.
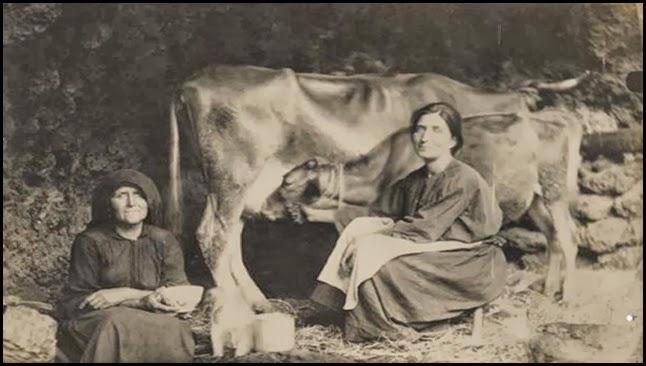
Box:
[59,306,195,363]
[311,244,507,342]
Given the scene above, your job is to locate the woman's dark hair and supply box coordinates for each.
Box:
[409,102,463,154]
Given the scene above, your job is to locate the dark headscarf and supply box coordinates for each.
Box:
[88,169,163,229]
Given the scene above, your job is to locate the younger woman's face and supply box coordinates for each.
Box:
[411,112,456,161]
[110,186,148,225]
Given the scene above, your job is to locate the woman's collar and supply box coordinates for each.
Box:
[422,157,459,177]
[108,223,151,240]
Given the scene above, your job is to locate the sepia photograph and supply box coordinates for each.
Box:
[3,3,643,363]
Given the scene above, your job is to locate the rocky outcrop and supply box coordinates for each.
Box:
[597,246,644,270]
[3,4,63,46]
[529,322,640,363]
[578,217,643,253]
[579,160,643,196]
[572,194,614,221]
[613,180,643,218]
[3,303,58,363]
[500,228,547,253]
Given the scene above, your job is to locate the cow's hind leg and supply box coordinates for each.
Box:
[229,219,274,313]
[528,195,577,302]
[200,163,272,313]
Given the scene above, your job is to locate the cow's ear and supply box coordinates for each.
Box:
[306,159,318,169]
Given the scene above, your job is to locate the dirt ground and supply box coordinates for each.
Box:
[188,266,643,363]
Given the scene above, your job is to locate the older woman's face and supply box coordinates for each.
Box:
[110,186,148,225]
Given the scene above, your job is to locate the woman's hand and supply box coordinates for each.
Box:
[79,288,135,310]
[302,206,337,224]
[140,291,185,314]
[339,239,358,276]
[483,235,507,248]
[286,202,306,223]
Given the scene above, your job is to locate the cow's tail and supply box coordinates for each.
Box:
[566,114,583,200]
[564,111,584,238]
[167,96,183,237]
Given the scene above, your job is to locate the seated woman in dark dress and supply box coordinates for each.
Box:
[308,102,508,342]
[57,169,197,362]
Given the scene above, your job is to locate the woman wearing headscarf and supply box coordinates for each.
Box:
[57,169,196,362]
[309,103,508,342]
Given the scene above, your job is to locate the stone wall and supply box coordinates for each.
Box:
[576,152,643,269]
[501,110,643,272]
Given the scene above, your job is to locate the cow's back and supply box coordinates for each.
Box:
[178,65,527,166]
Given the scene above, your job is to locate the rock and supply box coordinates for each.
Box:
[3,4,63,46]
[623,152,643,164]
[613,180,643,218]
[630,218,643,243]
[597,246,644,270]
[583,156,614,173]
[80,22,113,50]
[572,194,614,221]
[61,70,85,97]
[578,217,641,253]
[29,106,64,131]
[500,227,547,253]
[579,160,643,195]
[84,151,110,172]
[26,69,60,98]
[529,322,640,363]
[578,107,619,134]
[3,296,56,316]
[521,253,548,272]
[3,305,58,363]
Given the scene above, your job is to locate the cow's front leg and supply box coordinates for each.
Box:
[528,196,575,302]
[549,200,578,304]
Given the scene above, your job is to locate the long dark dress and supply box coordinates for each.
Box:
[57,224,195,362]
[311,158,507,342]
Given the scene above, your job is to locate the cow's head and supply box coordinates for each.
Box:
[259,158,332,222]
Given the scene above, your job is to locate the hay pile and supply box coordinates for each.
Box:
[191,286,533,363]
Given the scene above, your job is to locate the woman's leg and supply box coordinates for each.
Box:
[311,217,393,308]
[64,307,194,363]
[345,245,507,342]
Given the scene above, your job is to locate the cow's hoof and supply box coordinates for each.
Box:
[560,279,576,305]
[543,279,561,302]
[251,300,275,314]
[211,346,224,358]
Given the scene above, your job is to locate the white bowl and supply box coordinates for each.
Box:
[157,285,204,313]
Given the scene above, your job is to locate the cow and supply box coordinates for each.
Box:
[261,111,583,304]
[165,65,588,354]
